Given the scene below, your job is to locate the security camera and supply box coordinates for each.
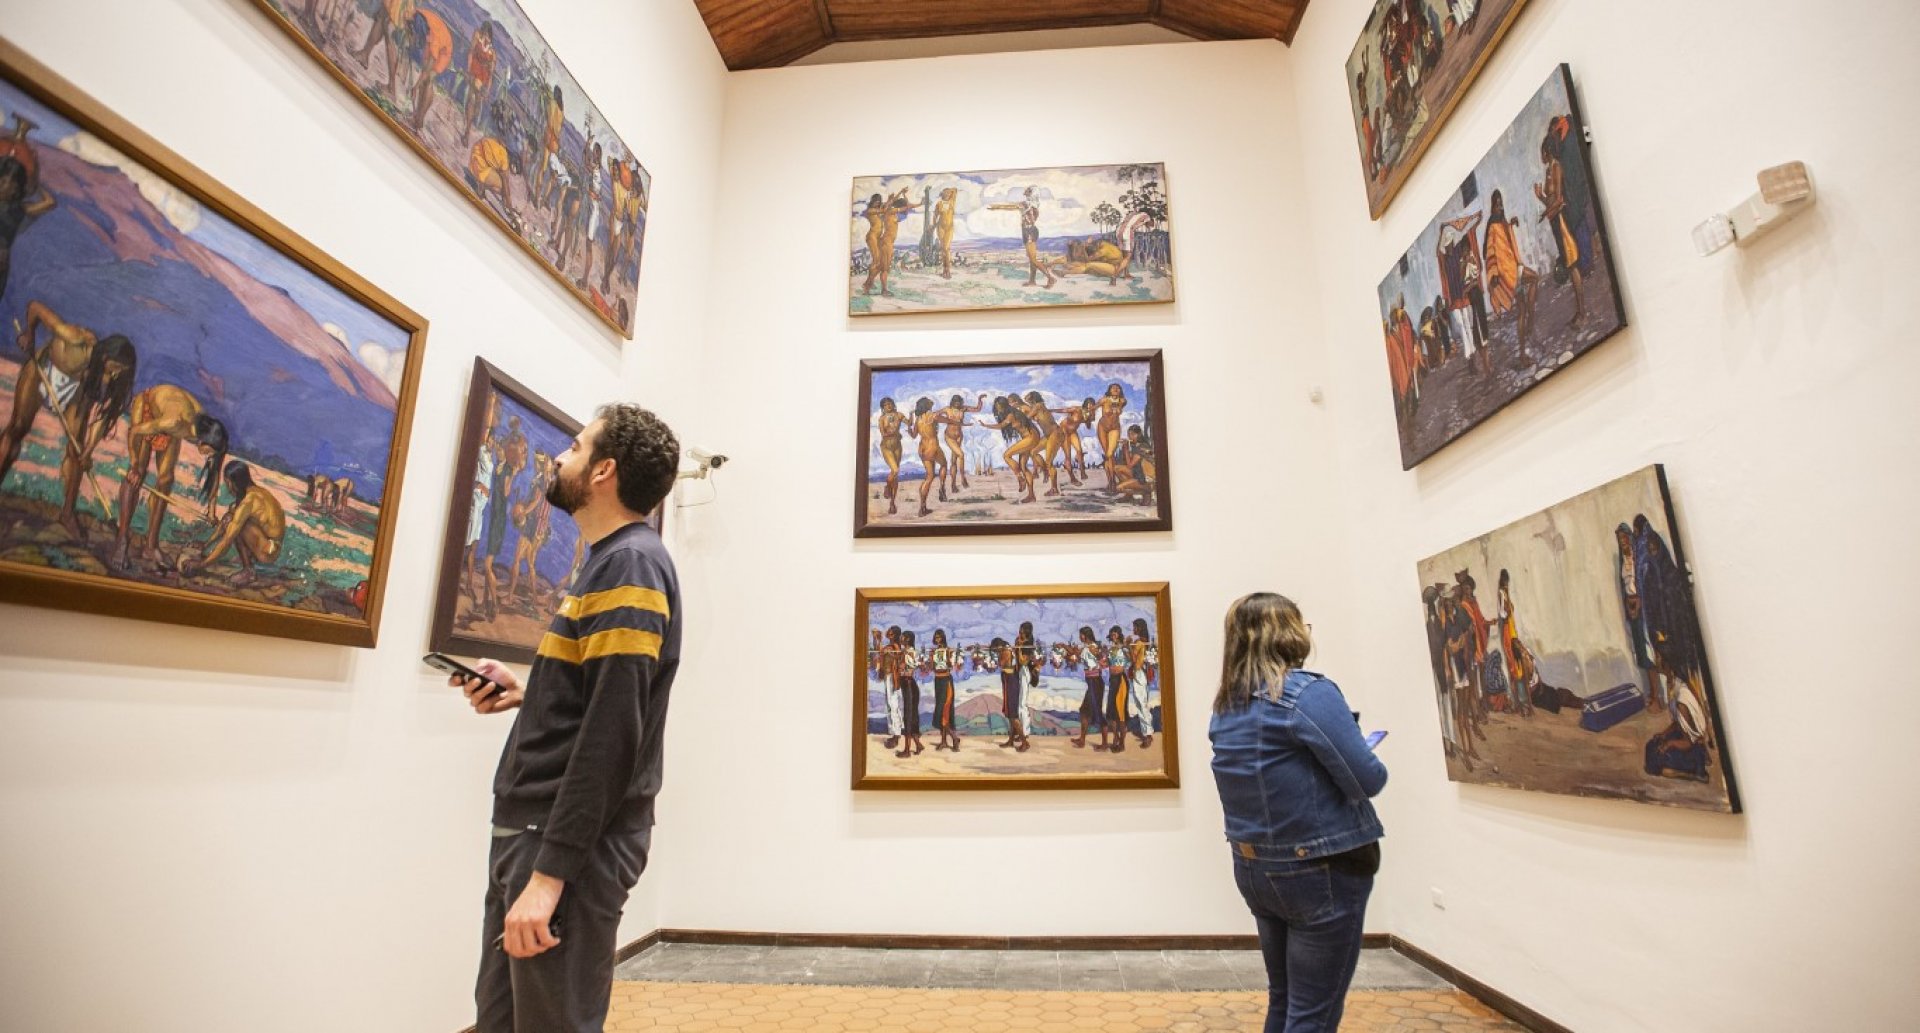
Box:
[689,447,728,470]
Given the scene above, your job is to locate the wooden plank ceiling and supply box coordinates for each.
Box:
[694,0,1310,71]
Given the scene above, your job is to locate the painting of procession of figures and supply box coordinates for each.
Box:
[1377,65,1624,468]
[429,361,584,664]
[855,352,1170,537]
[848,163,1174,316]
[0,65,420,641]
[1417,466,1738,812]
[854,585,1178,789]
[1346,0,1533,217]
[254,0,649,335]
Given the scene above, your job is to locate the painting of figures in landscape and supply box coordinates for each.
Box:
[1418,466,1737,812]
[1347,0,1532,217]
[854,584,1177,789]
[849,163,1174,316]
[430,360,582,665]
[855,352,1170,538]
[1378,65,1623,469]
[254,0,649,336]
[0,44,424,646]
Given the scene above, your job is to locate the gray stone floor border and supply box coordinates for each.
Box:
[613,943,1455,993]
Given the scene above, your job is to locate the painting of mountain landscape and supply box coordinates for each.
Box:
[252,0,649,336]
[853,583,1178,790]
[850,163,1175,316]
[0,43,424,645]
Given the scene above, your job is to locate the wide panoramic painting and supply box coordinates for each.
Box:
[855,351,1170,538]
[853,583,1178,790]
[849,163,1174,316]
[0,41,425,646]
[1347,0,1533,218]
[1379,64,1623,469]
[1417,465,1738,812]
[429,359,582,665]
[253,0,650,337]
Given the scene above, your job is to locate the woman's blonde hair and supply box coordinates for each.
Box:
[1215,592,1312,713]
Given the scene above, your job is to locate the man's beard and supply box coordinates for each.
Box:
[545,467,588,514]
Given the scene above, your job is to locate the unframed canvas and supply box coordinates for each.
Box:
[849,163,1174,316]
[252,0,650,337]
[853,583,1178,790]
[1417,465,1738,812]
[1346,0,1533,218]
[429,359,583,665]
[854,351,1170,538]
[1378,64,1625,469]
[0,39,425,647]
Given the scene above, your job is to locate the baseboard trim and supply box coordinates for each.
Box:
[652,927,1275,950]
[1389,936,1572,1033]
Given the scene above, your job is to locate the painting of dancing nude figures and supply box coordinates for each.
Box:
[1417,465,1739,812]
[849,163,1174,316]
[1378,65,1624,468]
[429,359,586,665]
[1346,0,1533,218]
[854,352,1170,538]
[853,584,1178,790]
[0,42,425,647]
[252,0,650,337]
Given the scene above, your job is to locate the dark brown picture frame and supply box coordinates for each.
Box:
[854,350,1172,539]
[428,358,582,664]
[0,38,426,647]
[852,582,1179,791]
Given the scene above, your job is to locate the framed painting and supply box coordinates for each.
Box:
[1346,0,1533,218]
[849,163,1175,316]
[853,583,1178,791]
[0,39,425,647]
[251,0,650,337]
[428,358,584,664]
[1378,64,1624,469]
[854,351,1170,538]
[1417,465,1738,812]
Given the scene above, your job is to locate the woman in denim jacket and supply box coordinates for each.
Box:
[1210,593,1388,1033]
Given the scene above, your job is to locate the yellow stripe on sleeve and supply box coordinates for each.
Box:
[558,586,671,621]
[536,628,663,666]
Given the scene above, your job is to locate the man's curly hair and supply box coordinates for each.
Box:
[591,403,679,517]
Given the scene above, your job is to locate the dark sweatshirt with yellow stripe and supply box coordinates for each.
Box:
[491,522,680,883]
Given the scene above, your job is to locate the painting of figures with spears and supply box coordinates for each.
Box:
[854,351,1170,538]
[1346,0,1533,218]
[1378,65,1624,469]
[428,359,585,664]
[252,0,650,337]
[853,583,1178,790]
[0,42,425,646]
[1417,466,1738,812]
[848,163,1175,316]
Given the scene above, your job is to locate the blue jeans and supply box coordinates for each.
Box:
[1232,851,1375,1033]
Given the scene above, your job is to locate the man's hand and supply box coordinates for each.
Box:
[450,658,524,714]
[503,871,565,958]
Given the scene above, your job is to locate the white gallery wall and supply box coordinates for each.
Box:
[0,1,726,1030]
[1283,0,1920,1030]
[655,39,1358,940]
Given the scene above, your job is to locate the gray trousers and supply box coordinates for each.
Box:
[476,825,651,1033]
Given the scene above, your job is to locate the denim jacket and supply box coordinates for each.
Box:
[1209,669,1387,860]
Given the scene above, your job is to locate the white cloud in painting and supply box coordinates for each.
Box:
[852,165,1163,242]
[357,341,406,395]
[59,133,201,233]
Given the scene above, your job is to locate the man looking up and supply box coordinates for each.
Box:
[448,403,681,1033]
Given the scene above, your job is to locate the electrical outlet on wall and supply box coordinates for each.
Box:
[1431,887,1446,910]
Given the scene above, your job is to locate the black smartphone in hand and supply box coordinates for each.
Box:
[424,652,501,702]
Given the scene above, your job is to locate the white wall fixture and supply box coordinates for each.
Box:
[1692,160,1815,255]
